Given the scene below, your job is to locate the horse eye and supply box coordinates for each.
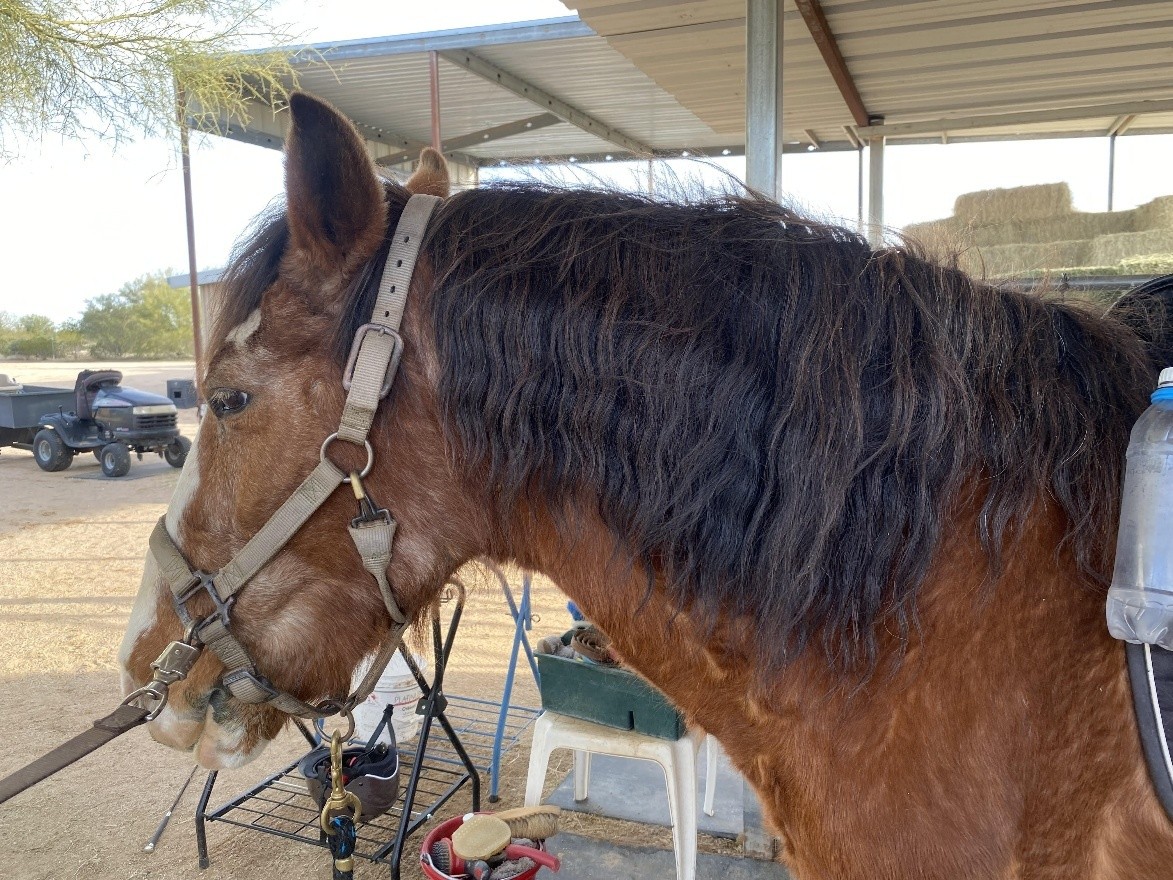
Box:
[208,388,250,418]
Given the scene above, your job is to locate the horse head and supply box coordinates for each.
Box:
[118,94,479,768]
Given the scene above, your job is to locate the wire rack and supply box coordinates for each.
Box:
[201,698,539,865]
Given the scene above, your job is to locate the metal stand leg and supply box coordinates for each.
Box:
[490,573,534,801]
[489,567,541,801]
[194,770,218,869]
[386,584,479,880]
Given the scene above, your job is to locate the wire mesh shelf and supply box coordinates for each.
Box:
[199,698,539,868]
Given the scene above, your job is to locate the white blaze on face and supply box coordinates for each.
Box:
[119,430,202,677]
[224,309,262,348]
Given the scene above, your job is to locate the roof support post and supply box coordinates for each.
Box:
[867,134,885,248]
[1108,133,1116,212]
[429,50,442,150]
[857,145,865,234]
[745,0,784,199]
[176,85,203,375]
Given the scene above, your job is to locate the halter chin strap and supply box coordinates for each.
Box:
[142,193,441,720]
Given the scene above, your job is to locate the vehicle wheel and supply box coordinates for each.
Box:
[164,435,192,469]
[93,449,103,462]
[32,429,73,472]
[100,443,132,478]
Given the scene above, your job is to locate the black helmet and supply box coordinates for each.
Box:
[300,717,401,821]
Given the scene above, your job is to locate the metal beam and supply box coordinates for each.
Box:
[438,48,654,156]
[284,16,592,64]
[376,114,561,167]
[794,0,870,128]
[745,0,784,199]
[867,134,884,248]
[1108,133,1117,212]
[192,101,484,168]
[854,99,1173,139]
[429,50,442,150]
[1108,114,1136,137]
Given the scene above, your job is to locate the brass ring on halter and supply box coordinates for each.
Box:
[315,700,356,741]
[320,433,373,483]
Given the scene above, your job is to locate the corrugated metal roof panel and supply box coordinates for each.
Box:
[212,4,1173,164]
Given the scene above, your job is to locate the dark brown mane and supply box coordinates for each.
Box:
[213,180,1159,670]
[424,184,1156,668]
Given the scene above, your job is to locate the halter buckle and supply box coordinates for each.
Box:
[177,573,235,629]
[342,323,404,399]
[221,668,279,703]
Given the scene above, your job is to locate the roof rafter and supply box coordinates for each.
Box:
[794,0,871,127]
[854,98,1173,139]
[438,48,655,156]
[376,113,562,167]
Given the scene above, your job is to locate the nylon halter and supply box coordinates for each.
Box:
[137,193,441,721]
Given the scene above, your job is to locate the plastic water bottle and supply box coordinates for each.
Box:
[1107,367,1173,649]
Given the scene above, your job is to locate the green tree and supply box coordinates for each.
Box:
[0,311,16,353]
[55,319,85,359]
[0,0,299,156]
[80,272,193,358]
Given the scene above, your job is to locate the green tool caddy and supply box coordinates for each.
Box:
[536,632,686,740]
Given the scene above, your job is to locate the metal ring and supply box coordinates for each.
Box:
[319,433,373,483]
[314,700,356,741]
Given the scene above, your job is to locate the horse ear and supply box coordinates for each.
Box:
[283,92,385,273]
[406,148,450,198]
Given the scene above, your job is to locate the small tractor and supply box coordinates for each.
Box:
[0,369,191,478]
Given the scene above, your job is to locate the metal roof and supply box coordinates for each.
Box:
[567,0,1173,147]
[203,3,1173,165]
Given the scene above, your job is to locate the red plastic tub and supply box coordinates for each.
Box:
[420,814,558,880]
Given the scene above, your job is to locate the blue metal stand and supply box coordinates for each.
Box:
[488,568,541,801]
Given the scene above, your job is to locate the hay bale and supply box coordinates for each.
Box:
[974,240,1091,277]
[954,183,1073,227]
[1090,229,1173,266]
[1118,253,1173,275]
[1133,196,1173,231]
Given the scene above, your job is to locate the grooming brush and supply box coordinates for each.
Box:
[493,805,561,841]
[429,838,467,876]
[494,844,560,872]
[452,815,513,862]
[468,859,493,880]
[492,857,536,879]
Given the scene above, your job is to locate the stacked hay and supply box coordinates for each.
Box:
[954,183,1072,226]
[904,183,1173,279]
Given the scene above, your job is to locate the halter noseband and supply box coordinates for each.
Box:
[126,193,441,722]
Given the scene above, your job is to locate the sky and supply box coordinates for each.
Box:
[3,0,1173,324]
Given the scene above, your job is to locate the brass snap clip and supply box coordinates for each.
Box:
[320,730,362,834]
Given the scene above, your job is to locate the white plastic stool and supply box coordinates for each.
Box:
[524,711,718,880]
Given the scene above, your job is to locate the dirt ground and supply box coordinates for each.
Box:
[0,360,740,879]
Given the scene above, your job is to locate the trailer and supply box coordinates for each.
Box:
[0,379,74,451]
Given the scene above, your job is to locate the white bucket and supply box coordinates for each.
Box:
[351,651,428,745]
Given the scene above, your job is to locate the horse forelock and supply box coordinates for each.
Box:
[420,183,1158,671]
[207,180,413,373]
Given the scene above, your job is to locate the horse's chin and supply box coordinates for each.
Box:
[138,689,271,770]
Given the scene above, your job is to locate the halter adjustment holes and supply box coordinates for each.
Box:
[208,388,251,418]
[320,433,373,482]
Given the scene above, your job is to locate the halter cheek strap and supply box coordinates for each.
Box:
[140,193,441,720]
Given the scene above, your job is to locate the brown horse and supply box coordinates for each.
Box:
[120,92,1173,878]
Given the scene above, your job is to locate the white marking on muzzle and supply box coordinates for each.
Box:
[165,430,202,541]
[119,432,201,675]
